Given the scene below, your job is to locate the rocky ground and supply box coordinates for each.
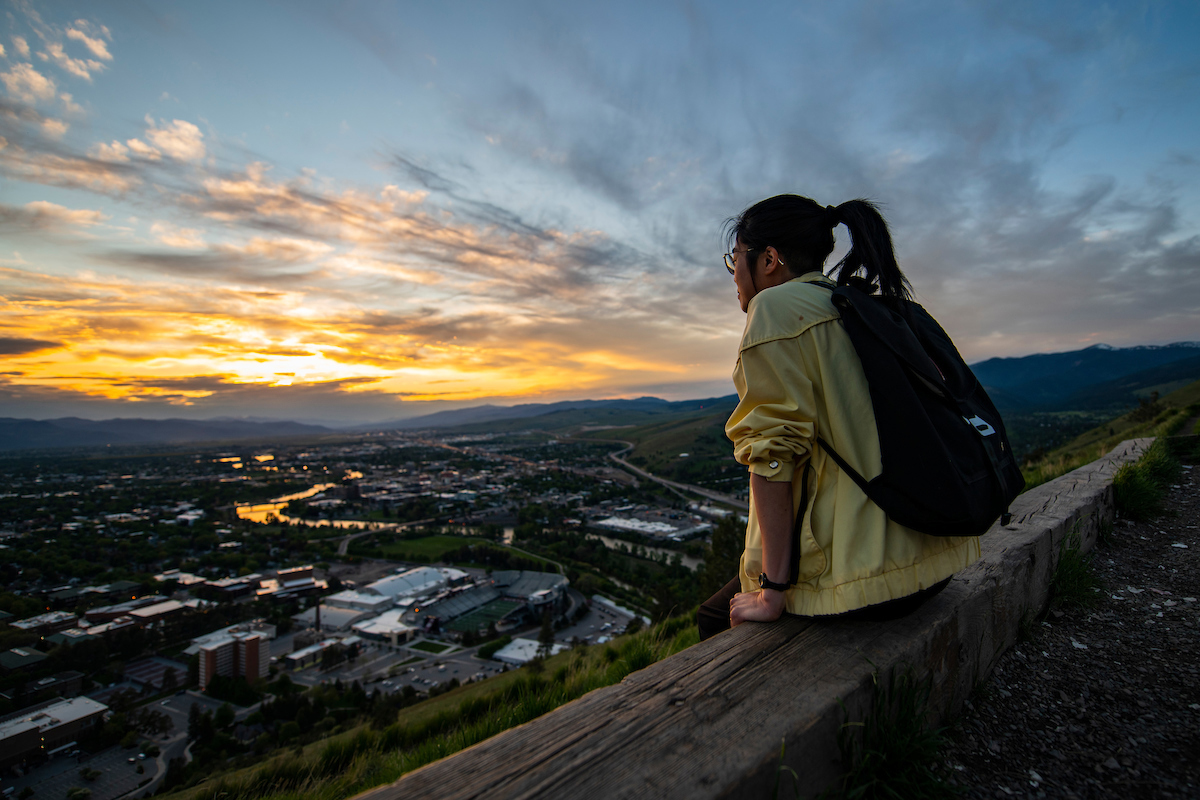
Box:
[937,465,1199,799]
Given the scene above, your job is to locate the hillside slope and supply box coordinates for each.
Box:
[1021,378,1200,489]
[441,396,737,436]
[1055,353,1200,412]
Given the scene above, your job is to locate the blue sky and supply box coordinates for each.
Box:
[1,0,1198,423]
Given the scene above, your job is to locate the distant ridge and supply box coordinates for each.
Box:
[3,339,1197,453]
[970,342,1200,410]
[0,397,739,452]
[0,417,331,453]
[359,395,734,431]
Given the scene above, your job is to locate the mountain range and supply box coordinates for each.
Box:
[971,342,1200,411]
[2,343,1198,452]
[352,396,731,432]
[0,417,330,453]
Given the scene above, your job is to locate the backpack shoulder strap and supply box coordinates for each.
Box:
[814,435,872,496]
[788,460,812,586]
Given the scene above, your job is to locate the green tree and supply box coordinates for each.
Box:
[128,706,173,737]
[575,573,602,596]
[538,609,555,657]
[187,702,201,741]
[700,515,744,597]
[214,702,235,730]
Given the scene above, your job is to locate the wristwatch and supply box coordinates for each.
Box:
[758,572,791,592]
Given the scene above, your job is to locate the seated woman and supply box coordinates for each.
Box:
[699,194,979,640]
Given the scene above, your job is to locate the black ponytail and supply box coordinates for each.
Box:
[829,199,911,300]
[727,195,911,300]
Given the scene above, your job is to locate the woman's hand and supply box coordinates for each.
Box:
[730,587,786,626]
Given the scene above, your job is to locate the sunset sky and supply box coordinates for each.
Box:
[2,1,1198,424]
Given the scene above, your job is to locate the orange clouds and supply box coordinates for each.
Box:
[0,19,738,420]
[0,249,729,413]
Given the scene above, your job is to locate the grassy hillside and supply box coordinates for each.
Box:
[162,616,698,800]
[1020,378,1200,490]
[574,401,744,491]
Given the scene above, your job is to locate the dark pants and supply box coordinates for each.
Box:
[697,576,952,641]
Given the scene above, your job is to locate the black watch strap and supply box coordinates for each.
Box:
[758,572,792,592]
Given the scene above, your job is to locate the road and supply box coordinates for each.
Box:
[600,440,749,511]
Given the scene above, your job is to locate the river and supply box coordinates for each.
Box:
[238,487,704,569]
[235,483,392,529]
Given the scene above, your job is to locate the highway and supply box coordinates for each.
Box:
[601,440,749,512]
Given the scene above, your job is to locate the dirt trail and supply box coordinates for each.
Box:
[938,467,1199,798]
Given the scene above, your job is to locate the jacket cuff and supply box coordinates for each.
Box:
[748,458,794,482]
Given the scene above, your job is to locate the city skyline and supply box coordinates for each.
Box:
[2,1,1198,423]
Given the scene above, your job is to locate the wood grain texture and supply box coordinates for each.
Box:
[352,439,1150,800]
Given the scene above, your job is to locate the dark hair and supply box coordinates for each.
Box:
[725,194,911,299]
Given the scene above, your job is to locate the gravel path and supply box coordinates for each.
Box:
[938,464,1199,798]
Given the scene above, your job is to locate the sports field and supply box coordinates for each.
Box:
[378,535,488,560]
[446,599,520,633]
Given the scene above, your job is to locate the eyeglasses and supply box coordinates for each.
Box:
[724,248,754,275]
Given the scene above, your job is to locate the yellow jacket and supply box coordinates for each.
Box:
[725,274,980,616]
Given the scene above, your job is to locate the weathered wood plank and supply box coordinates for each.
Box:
[352,438,1149,800]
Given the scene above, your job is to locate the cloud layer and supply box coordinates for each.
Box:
[1,1,1198,422]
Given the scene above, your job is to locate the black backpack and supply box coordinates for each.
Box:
[809,282,1024,538]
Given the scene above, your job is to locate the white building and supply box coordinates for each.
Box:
[184,621,276,656]
[365,566,467,601]
[285,638,340,669]
[491,637,568,665]
[351,610,417,645]
[0,696,108,768]
[293,605,372,633]
[324,590,394,613]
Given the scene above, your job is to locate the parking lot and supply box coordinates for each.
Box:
[2,742,156,800]
[556,598,639,646]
